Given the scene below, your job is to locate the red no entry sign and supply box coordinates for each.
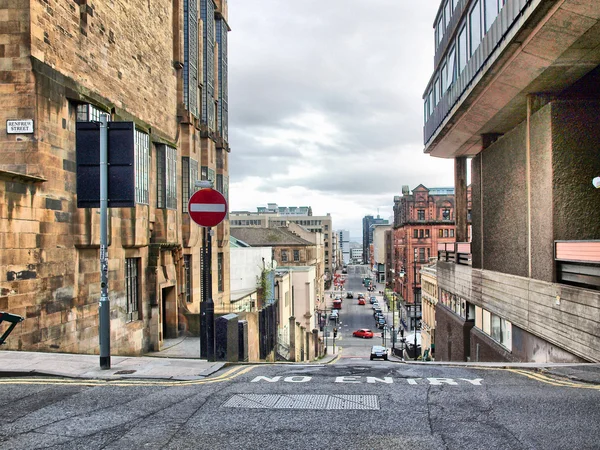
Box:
[188,188,228,227]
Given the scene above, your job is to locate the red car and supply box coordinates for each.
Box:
[358,298,366,305]
[352,329,374,339]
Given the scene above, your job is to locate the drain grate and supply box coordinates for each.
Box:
[113,370,137,375]
[223,394,379,410]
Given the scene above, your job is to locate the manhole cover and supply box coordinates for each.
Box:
[223,394,379,410]
[114,370,137,375]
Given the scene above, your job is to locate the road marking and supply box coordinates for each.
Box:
[0,365,257,387]
[223,394,379,410]
[508,369,600,390]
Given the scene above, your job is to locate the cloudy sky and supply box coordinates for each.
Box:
[227,1,453,239]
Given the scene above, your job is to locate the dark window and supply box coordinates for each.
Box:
[419,248,425,262]
[447,46,456,89]
[419,229,424,239]
[418,210,425,221]
[439,229,444,238]
[281,250,288,263]
[293,250,300,262]
[425,229,430,238]
[184,0,199,118]
[76,103,105,122]
[157,145,177,209]
[442,208,451,220]
[414,229,419,238]
[182,157,199,212]
[184,255,192,302]
[201,0,215,129]
[126,258,140,321]
[450,229,455,238]
[218,253,223,292]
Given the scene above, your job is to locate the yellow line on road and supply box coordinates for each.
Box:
[0,365,258,387]
[508,369,600,390]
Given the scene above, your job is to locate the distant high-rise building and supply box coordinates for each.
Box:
[338,230,350,265]
[362,215,388,264]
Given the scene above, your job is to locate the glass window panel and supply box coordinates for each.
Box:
[470,1,482,56]
[458,25,468,73]
[444,1,451,27]
[491,314,502,342]
[485,0,499,32]
[482,309,491,334]
[475,306,483,329]
[441,64,447,93]
[135,130,149,205]
[447,46,456,88]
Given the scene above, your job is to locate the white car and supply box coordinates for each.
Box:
[329,310,339,320]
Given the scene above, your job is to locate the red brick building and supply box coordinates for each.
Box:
[391,185,471,318]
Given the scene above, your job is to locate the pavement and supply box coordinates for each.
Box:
[0,335,342,381]
[0,338,598,384]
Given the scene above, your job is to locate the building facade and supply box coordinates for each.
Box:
[420,263,438,360]
[425,0,600,362]
[392,185,470,306]
[338,230,350,266]
[372,224,391,282]
[0,0,231,355]
[362,215,388,264]
[230,207,334,281]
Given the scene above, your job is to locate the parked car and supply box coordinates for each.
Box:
[357,293,365,299]
[376,318,386,329]
[374,312,384,320]
[358,298,366,305]
[372,302,380,310]
[370,345,388,361]
[352,329,374,339]
[329,310,339,320]
[369,297,377,304]
[373,307,383,317]
[346,291,354,299]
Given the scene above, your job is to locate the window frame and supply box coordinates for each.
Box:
[125,257,140,322]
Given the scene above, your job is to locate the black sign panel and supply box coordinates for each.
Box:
[76,121,135,208]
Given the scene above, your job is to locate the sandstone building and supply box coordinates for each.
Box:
[0,0,231,355]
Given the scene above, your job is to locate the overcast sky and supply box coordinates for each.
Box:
[227,1,453,239]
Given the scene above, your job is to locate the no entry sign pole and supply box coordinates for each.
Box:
[188,186,228,362]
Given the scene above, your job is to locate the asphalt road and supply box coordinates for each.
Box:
[1,361,599,449]
[2,267,599,449]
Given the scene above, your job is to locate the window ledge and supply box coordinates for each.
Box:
[0,169,47,183]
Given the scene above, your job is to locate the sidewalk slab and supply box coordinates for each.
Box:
[0,350,225,381]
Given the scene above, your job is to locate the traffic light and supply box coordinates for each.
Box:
[400,328,404,338]
[333,327,338,338]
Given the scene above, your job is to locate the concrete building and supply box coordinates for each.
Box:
[372,224,391,283]
[230,206,334,281]
[0,0,231,355]
[229,237,272,313]
[362,215,389,264]
[229,226,323,316]
[420,263,438,360]
[338,230,350,266]
[425,0,600,362]
[350,248,363,264]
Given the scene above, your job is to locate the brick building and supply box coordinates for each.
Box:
[0,1,231,355]
[392,185,471,306]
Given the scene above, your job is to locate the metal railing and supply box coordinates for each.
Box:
[438,242,472,266]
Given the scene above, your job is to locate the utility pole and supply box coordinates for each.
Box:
[98,114,110,370]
